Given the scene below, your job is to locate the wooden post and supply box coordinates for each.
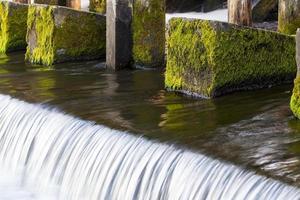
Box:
[106,0,165,70]
[228,0,252,26]
[278,0,300,35]
[106,0,133,70]
[66,0,81,10]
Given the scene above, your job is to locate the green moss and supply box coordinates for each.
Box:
[26,6,106,66]
[54,12,106,61]
[25,6,55,66]
[166,18,297,98]
[89,0,105,14]
[0,2,9,54]
[291,77,300,119]
[132,0,165,67]
[0,2,28,54]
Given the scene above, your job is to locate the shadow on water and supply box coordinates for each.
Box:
[1,52,300,186]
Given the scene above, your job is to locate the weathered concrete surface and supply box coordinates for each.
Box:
[228,0,252,26]
[278,0,300,35]
[90,0,105,14]
[290,29,300,118]
[132,0,165,68]
[26,5,106,66]
[0,1,28,54]
[252,0,278,22]
[166,18,296,98]
[106,0,132,70]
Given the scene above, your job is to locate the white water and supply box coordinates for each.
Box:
[0,94,299,200]
[166,9,228,23]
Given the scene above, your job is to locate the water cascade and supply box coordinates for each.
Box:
[0,94,299,200]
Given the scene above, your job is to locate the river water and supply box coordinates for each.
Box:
[0,52,299,199]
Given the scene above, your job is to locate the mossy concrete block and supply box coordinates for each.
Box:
[252,0,278,22]
[90,0,105,14]
[291,29,300,118]
[132,0,165,67]
[278,0,300,35]
[26,5,106,66]
[166,18,296,98]
[0,1,28,54]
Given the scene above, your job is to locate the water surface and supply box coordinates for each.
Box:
[0,52,300,188]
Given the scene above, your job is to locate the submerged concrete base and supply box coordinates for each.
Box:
[26,5,106,66]
[0,1,28,54]
[166,18,296,98]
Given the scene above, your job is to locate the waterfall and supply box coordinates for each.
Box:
[0,94,299,200]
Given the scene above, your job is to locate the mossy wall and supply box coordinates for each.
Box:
[291,77,300,118]
[0,1,28,54]
[166,18,296,98]
[26,5,106,66]
[278,0,300,35]
[89,0,105,14]
[132,0,165,67]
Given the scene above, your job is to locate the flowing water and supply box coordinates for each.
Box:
[1,52,300,199]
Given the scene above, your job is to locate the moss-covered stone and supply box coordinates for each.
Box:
[132,0,165,68]
[278,0,300,35]
[166,18,296,98]
[89,0,105,14]
[291,77,300,118]
[0,1,28,54]
[252,0,278,22]
[26,5,106,66]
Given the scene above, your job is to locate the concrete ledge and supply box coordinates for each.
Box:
[0,1,28,54]
[25,5,106,65]
[166,18,296,98]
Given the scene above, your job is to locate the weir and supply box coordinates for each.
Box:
[0,94,299,199]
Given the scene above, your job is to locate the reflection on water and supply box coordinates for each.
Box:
[1,52,300,187]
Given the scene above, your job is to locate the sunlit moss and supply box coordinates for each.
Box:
[0,1,28,54]
[26,5,106,66]
[132,0,165,67]
[166,18,296,98]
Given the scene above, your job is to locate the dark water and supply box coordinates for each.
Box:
[1,52,300,187]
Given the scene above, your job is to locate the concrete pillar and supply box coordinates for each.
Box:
[0,1,28,54]
[106,0,166,70]
[106,0,133,70]
[26,5,106,66]
[278,0,300,35]
[228,0,252,26]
